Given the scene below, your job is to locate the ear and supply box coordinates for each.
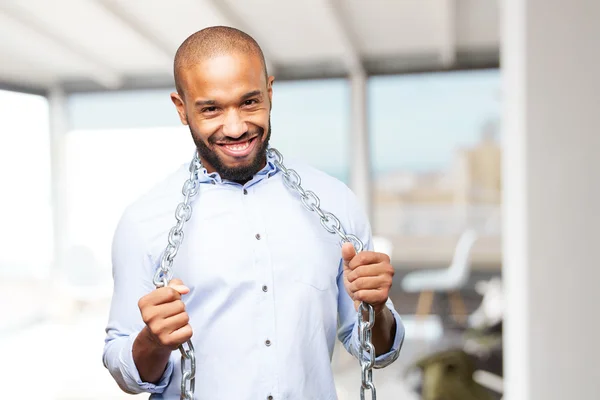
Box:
[267,75,275,109]
[170,92,188,125]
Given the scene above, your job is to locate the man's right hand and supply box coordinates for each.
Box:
[137,278,193,350]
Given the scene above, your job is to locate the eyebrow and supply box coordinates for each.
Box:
[194,90,262,108]
[240,90,262,101]
[195,99,216,107]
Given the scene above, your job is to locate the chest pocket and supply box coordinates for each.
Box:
[295,235,342,291]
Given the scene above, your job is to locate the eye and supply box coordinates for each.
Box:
[202,106,218,114]
[243,99,258,106]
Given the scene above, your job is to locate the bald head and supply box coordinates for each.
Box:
[174,26,268,97]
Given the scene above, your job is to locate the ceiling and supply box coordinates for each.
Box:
[0,0,499,95]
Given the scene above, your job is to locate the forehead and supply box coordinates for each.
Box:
[179,52,266,101]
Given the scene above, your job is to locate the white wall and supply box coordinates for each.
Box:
[502,1,600,399]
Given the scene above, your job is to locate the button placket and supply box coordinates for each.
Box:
[244,183,278,397]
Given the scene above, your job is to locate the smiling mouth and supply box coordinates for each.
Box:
[216,136,258,158]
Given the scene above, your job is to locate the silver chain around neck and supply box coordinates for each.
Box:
[154,147,377,400]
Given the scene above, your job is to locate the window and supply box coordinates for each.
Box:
[269,79,350,183]
[0,90,52,279]
[368,69,501,265]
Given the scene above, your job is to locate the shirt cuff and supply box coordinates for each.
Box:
[119,331,174,393]
[351,302,405,369]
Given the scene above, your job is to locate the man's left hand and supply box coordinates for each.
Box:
[342,241,395,314]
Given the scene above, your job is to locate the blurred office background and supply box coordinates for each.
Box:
[0,1,597,399]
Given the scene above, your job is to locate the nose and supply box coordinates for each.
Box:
[222,109,248,139]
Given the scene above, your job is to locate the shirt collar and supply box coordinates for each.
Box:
[194,147,279,187]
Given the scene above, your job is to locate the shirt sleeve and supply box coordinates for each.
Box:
[102,210,174,394]
[336,186,405,368]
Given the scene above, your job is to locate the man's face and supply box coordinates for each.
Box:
[172,52,274,182]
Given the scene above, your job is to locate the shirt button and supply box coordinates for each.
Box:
[262,285,268,292]
[268,396,273,400]
[255,233,261,240]
[265,339,271,346]
[243,189,248,195]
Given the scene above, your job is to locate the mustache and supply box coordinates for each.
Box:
[209,129,263,145]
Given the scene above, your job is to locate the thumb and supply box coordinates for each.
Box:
[168,278,190,295]
[341,241,356,267]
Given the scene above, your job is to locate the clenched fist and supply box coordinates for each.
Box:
[138,278,193,350]
[342,242,394,315]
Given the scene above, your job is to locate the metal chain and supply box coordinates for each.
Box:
[267,148,377,400]
[154,148,377,399]
[152,153,201,400]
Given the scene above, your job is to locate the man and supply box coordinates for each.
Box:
[103,26,405,399]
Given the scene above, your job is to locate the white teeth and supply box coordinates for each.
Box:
[224,141,250,151]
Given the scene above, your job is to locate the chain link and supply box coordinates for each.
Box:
[153,154,201,400]
[267,148,377,400]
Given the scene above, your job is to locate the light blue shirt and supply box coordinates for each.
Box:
[103,151,405,399]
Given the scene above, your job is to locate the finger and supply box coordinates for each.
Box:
[346,263,387,282]
[352,289,388,305]
[168,279,190,295]
[143,279,188,306]
[141,286,181,308]
[347,276,388,294]
[156,299,186,319]
[348,251,389,270]
[341,242,356,268]
[163,311,191,333]
[168,324,193,347]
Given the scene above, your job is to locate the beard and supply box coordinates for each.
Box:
[189,118,271,182]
